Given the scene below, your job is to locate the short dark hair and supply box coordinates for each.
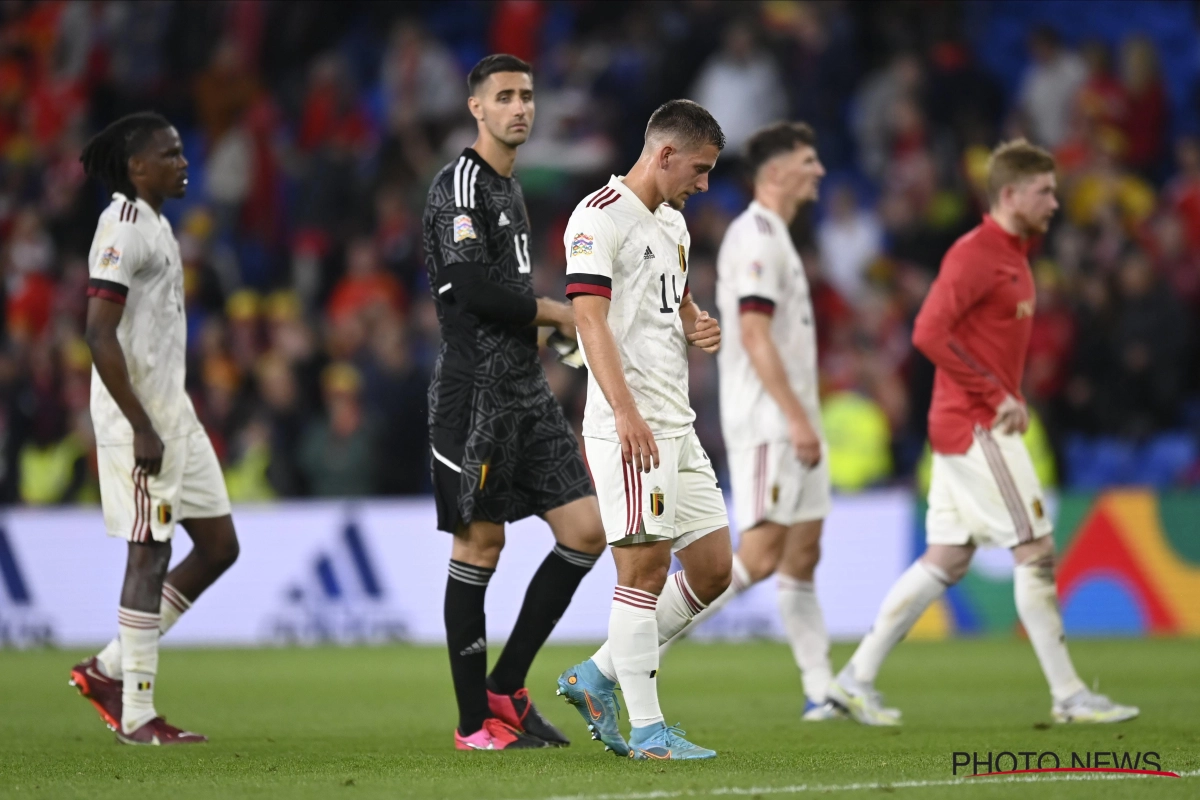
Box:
[745,121,817,177]
[986,138,1056,205]
[80,112,173,199]
[468,54,533,96]
[644,99,725,152]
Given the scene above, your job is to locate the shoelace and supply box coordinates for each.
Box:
[661,724,690,746]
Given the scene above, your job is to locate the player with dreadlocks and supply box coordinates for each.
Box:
[68,112,240,745]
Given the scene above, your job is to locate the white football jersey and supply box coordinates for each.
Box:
[565,176,695,440]
[716,200,821,446]
[87,193,201,445]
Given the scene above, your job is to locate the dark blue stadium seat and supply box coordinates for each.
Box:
[1138,433,1198,488]
[1066,436,1136,489]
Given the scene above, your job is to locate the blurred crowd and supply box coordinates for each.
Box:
[2,0,1198,506]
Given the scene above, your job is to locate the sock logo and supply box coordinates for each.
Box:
[459,636,487,656]
[137,680,152,690]
[649,669,657,678]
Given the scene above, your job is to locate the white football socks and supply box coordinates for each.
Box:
[160,582,192,633]
[849,560,948,684]
[96,582,191,680]
[606,586,663,727]
[660,556,750,648]
[656,570,708,642]
[118,607,161,732]
[595,571,709,681]
[777,573,832,702]
[95,637,124,680]
[1014,562,1086,702]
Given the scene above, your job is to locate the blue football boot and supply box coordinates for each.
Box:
[628,722,716,760]
[556,660,629,756]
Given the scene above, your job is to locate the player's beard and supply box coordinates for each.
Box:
[483,118,530,149]
[1017,209,1052,236]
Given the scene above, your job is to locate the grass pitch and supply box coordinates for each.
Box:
[0,639,1196,799]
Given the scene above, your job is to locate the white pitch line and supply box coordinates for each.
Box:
[538,768,1200,800]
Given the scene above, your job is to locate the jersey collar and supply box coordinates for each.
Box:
[749,199,787,230]
[112,192,166,231]
[982,213,1031,255]
[606,175,662,219]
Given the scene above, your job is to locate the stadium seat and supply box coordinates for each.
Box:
[1137,433,1198,488]
[1066,436,1137,490]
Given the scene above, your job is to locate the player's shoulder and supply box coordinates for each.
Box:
[98,194,155,245]
[942,221,993,268]
[427,148,499,211]
[568,184,627,233]
[724,204,782,251]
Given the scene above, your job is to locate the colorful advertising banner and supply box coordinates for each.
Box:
[911,490,1200,639]
[2,490,1195,649]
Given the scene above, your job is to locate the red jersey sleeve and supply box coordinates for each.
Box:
[912,245,1011,409]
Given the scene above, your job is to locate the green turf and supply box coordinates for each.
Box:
[1,639,1197,799]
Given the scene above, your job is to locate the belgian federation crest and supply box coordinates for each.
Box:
[649,487,666,518]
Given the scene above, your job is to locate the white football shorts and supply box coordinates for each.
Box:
[926,426,1052,549]
[97,428,231,543]
[728,439,831,532]
[585,431,728,551]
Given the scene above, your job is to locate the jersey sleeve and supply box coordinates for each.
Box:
[732,227,784,316]
[912,243,1010,406]
[564,206,620,299]
[87,221,150,305]
[428,180,490,269]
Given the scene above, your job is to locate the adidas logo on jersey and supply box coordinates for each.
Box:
[498,211,510,227]
[459,637,487,656]
[643,247,655,260]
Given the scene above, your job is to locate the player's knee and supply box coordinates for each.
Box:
[689,565,731,605]
[619,560,670,594]
[193,522,240,572]
[561,522,607,556]
[128,540,172,574]
[1014,536,1055,571]
[739,547,778,583]
[920,556,967,586]
[209,533,239,572]
[787,539,821,579]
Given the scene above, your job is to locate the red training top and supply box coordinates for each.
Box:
[912,215,1037,454]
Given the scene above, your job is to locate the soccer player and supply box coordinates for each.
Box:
[423,54,607,751]
[827,140,1139,726]
[69,112,240,745]
[556,100,731,761]
[678,121,842,721]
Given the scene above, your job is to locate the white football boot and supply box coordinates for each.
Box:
[826,667,902,726]
[1052,689,1139,723]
